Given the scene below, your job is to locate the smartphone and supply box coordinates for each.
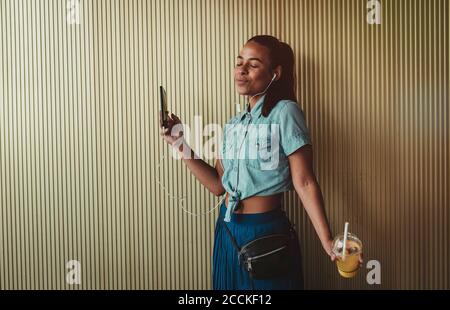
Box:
[159,86,168,128]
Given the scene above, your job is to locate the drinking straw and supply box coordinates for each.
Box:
[342,222,349,260]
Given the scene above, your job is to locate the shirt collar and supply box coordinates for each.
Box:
[239,94,266,121]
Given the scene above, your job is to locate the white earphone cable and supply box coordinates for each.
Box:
[155,154,226,217]
[248,73,277,102]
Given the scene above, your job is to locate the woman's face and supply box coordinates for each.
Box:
[234,41,273,96]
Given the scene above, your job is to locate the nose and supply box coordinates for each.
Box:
[235,63,248,76]
[237,67,248,76]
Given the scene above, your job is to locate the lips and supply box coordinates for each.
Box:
[236,79,249,85]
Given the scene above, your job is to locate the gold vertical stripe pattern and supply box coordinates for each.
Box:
[0,0,448,289]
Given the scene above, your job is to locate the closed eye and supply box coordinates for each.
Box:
[235,63,258,69]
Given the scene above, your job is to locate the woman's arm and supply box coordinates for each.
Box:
[287,144,334,258]
[160,112,225,197]
[175,142,226,197]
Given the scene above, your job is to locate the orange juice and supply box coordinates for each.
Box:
[332,233,362,278]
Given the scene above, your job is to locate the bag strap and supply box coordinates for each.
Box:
[223,210,297,253]
[222,222,241,252]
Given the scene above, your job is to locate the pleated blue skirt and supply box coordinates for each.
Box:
[212,201,304,290]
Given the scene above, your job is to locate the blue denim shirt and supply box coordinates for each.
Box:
[219,94,312,222]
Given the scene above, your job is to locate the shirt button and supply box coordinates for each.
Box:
[233,167,238,171]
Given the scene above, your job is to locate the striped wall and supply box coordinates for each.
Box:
[0,0,448,289]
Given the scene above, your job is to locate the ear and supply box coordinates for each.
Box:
[273,65,282,81]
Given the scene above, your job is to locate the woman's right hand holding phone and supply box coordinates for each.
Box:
[160,112,185,151]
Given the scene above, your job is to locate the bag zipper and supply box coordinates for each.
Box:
[240,234,287,251]
[247,245,287,262]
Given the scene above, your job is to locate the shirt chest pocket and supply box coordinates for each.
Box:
[245,136,280,170]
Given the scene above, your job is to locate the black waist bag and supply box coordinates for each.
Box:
[223,222,297,280]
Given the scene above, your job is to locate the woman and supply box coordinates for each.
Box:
[161,35,337,290]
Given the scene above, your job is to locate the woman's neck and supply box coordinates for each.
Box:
[247,94,263,112]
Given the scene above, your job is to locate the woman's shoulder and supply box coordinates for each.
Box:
[225,110,246,125]
[224,115,239,127]
[222,112,245,136]
[272,99,304,117]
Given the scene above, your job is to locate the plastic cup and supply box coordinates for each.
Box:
[332,233,363,278]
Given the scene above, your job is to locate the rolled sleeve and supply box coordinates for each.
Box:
[278,101,312,156]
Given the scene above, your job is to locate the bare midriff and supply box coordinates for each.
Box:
[225,192,283,214]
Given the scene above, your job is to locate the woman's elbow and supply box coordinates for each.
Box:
[293,177,316,193]
[211,181,226,197]
[213,187,226,197]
